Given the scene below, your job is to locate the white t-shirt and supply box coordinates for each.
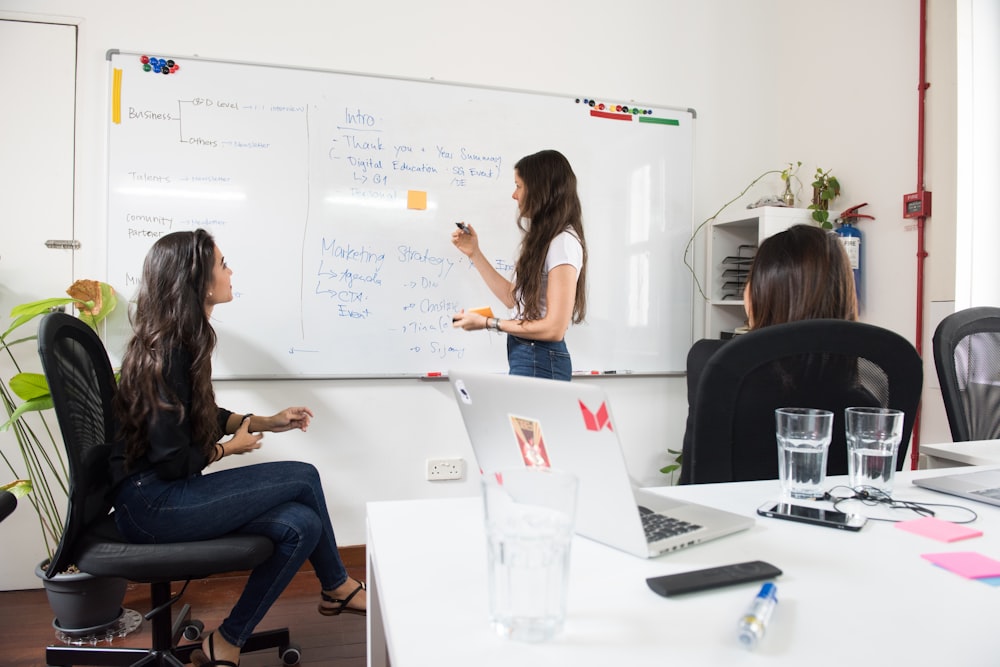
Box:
[515,230,583,319]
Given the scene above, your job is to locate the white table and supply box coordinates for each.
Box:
[921,439,1000,468]
[367,469,1000,666]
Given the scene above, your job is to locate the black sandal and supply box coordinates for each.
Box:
[318,580,367,617]
[190,631,239,667]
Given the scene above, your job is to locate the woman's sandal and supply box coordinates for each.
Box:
[318,580,367,617]
[190,631,239,667]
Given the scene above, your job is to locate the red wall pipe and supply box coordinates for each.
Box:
[910,0,930,469]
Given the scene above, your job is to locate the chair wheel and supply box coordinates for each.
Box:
[280,643,302,666]
[182,619,204,641]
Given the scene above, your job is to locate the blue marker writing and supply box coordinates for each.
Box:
[737,582,777,650]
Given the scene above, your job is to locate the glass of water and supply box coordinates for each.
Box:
[482,468,578,642]
[845,407,904,495]
[775,408,834,500]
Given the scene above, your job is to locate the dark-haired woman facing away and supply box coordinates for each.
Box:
[451,149,588,381]
[110,229,365,667]
[679,223,858,483]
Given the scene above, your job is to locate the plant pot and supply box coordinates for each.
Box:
[35,560,128,636]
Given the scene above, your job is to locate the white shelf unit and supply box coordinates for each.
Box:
[705,206,818,338]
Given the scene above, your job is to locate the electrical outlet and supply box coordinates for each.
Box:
[426,458,465,481]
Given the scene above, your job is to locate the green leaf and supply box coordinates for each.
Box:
[3,298,76,339]
[660,464,680,474]
[0,479,32,498]
[1,395,53,429]
[9,372,50,402]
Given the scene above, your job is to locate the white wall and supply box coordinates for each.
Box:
[0,0,956,587]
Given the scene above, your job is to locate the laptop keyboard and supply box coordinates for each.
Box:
[971,488,1000,500]
[638,505,702,542]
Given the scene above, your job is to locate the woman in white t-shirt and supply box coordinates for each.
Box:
[451,149,588,381]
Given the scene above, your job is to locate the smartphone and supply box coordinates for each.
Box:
[757,501,867,531]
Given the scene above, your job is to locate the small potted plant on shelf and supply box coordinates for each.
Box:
[808,167,841,229]
[0,279,127,635]
[780,161,802,207]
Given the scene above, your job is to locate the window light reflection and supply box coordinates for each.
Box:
[628,164,652,326]
[116,187,246,201]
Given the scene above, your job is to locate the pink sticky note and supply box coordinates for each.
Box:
[922,551,1000,579]
[896,516,983,542]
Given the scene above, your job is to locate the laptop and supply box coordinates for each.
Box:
[448,371,754,558]
[913,468,1000,507]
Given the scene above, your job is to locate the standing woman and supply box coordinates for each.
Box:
[451,149,588,381]
[110,229,365,667]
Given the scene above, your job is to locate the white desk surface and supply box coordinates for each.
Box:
[921,439,1000,467]
[367,468,1000,666]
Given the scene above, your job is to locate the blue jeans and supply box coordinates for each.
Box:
[113,461,348,647]
[507,335,572,381]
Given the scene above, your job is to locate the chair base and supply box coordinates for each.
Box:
[44,627,293,667]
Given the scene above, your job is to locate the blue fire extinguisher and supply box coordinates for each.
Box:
[835,203,874,304]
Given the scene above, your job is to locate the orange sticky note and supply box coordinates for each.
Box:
[469,307,494,318]
[407,190,427,210]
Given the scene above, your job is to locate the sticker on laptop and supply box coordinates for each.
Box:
[579,400,613,431]
[509,415,551,468]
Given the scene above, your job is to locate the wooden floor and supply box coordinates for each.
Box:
[0,549,367,667]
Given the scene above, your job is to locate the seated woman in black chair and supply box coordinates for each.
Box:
[680,224,859,483]
[110,229,365,667]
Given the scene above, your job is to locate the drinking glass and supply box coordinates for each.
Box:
[775,408,834,499]
[845,407,904,495]
[481,468,578,642]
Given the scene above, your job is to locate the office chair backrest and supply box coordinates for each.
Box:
[933,306,1000,442]
[683,319,923,484]
[37,312,118,578]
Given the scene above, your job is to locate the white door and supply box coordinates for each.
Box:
[0,19,77,590]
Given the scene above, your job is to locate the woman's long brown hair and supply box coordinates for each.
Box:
[513,149,588,323]
[746,224,858,329]
[113,229,221,468]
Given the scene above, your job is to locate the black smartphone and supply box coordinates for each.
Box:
[756,501,867,531]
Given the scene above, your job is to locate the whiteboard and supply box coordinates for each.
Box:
[106,51,694,378]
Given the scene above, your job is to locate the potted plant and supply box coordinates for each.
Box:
[0,279,127,635]
[808,167,842,229]
[780,161,802,207]
[659,448,683,484]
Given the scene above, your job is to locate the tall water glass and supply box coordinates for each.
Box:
[775,408,834,499]
[845,407,904,494]
[482,468,578,642]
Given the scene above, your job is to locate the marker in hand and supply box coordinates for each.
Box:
[455,222,471,234]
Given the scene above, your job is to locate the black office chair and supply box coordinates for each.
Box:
[37,312,300,667]
[680,319,923,484]
[933,306,1000,442]
[0,489,16,523]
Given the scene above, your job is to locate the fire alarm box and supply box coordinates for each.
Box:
[903,191,931,219]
